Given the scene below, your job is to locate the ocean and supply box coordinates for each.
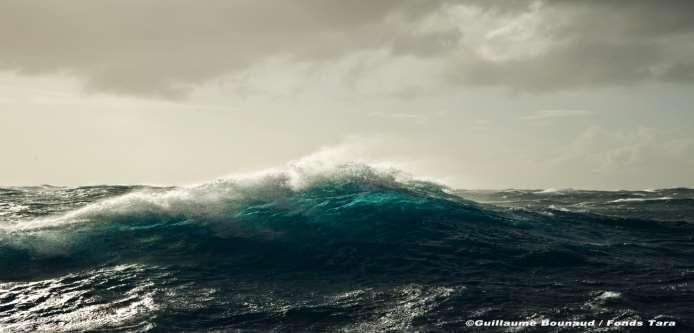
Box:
[1,164,692,332]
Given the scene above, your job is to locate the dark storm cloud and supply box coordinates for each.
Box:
[550,0,694,37]
[1,0,693,97]
[0,0,441,97]
[439,0,694,91]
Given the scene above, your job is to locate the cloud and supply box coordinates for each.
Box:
[438,0,694,91]
[521,109,593,120]
[0,0,442,98]
[542,126,694,187]
[1,0,694,98]
[368,112,429,121]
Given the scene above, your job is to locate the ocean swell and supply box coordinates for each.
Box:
[1,163,692,282]
[2,163,694,331]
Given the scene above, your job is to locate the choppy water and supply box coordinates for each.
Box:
[1,164,693,332]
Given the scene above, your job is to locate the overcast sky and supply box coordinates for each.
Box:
[1,0,694,189]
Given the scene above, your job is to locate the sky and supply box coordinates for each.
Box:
[1,0,694,189]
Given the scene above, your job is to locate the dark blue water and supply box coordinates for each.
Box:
[1,165,693,332]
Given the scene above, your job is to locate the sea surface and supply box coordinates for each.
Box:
[1,164,693,332]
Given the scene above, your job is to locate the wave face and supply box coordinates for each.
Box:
[2,164,694,332]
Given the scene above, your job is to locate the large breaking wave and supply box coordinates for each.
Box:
[2,163,503,277]
[1,162,693,331]
[2,162,690,279]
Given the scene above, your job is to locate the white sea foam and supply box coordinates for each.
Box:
[1,156,432,235]
[534,188,574,194]
[610,196,673,203]
[595,291,622,301]
[548,205,571,212]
